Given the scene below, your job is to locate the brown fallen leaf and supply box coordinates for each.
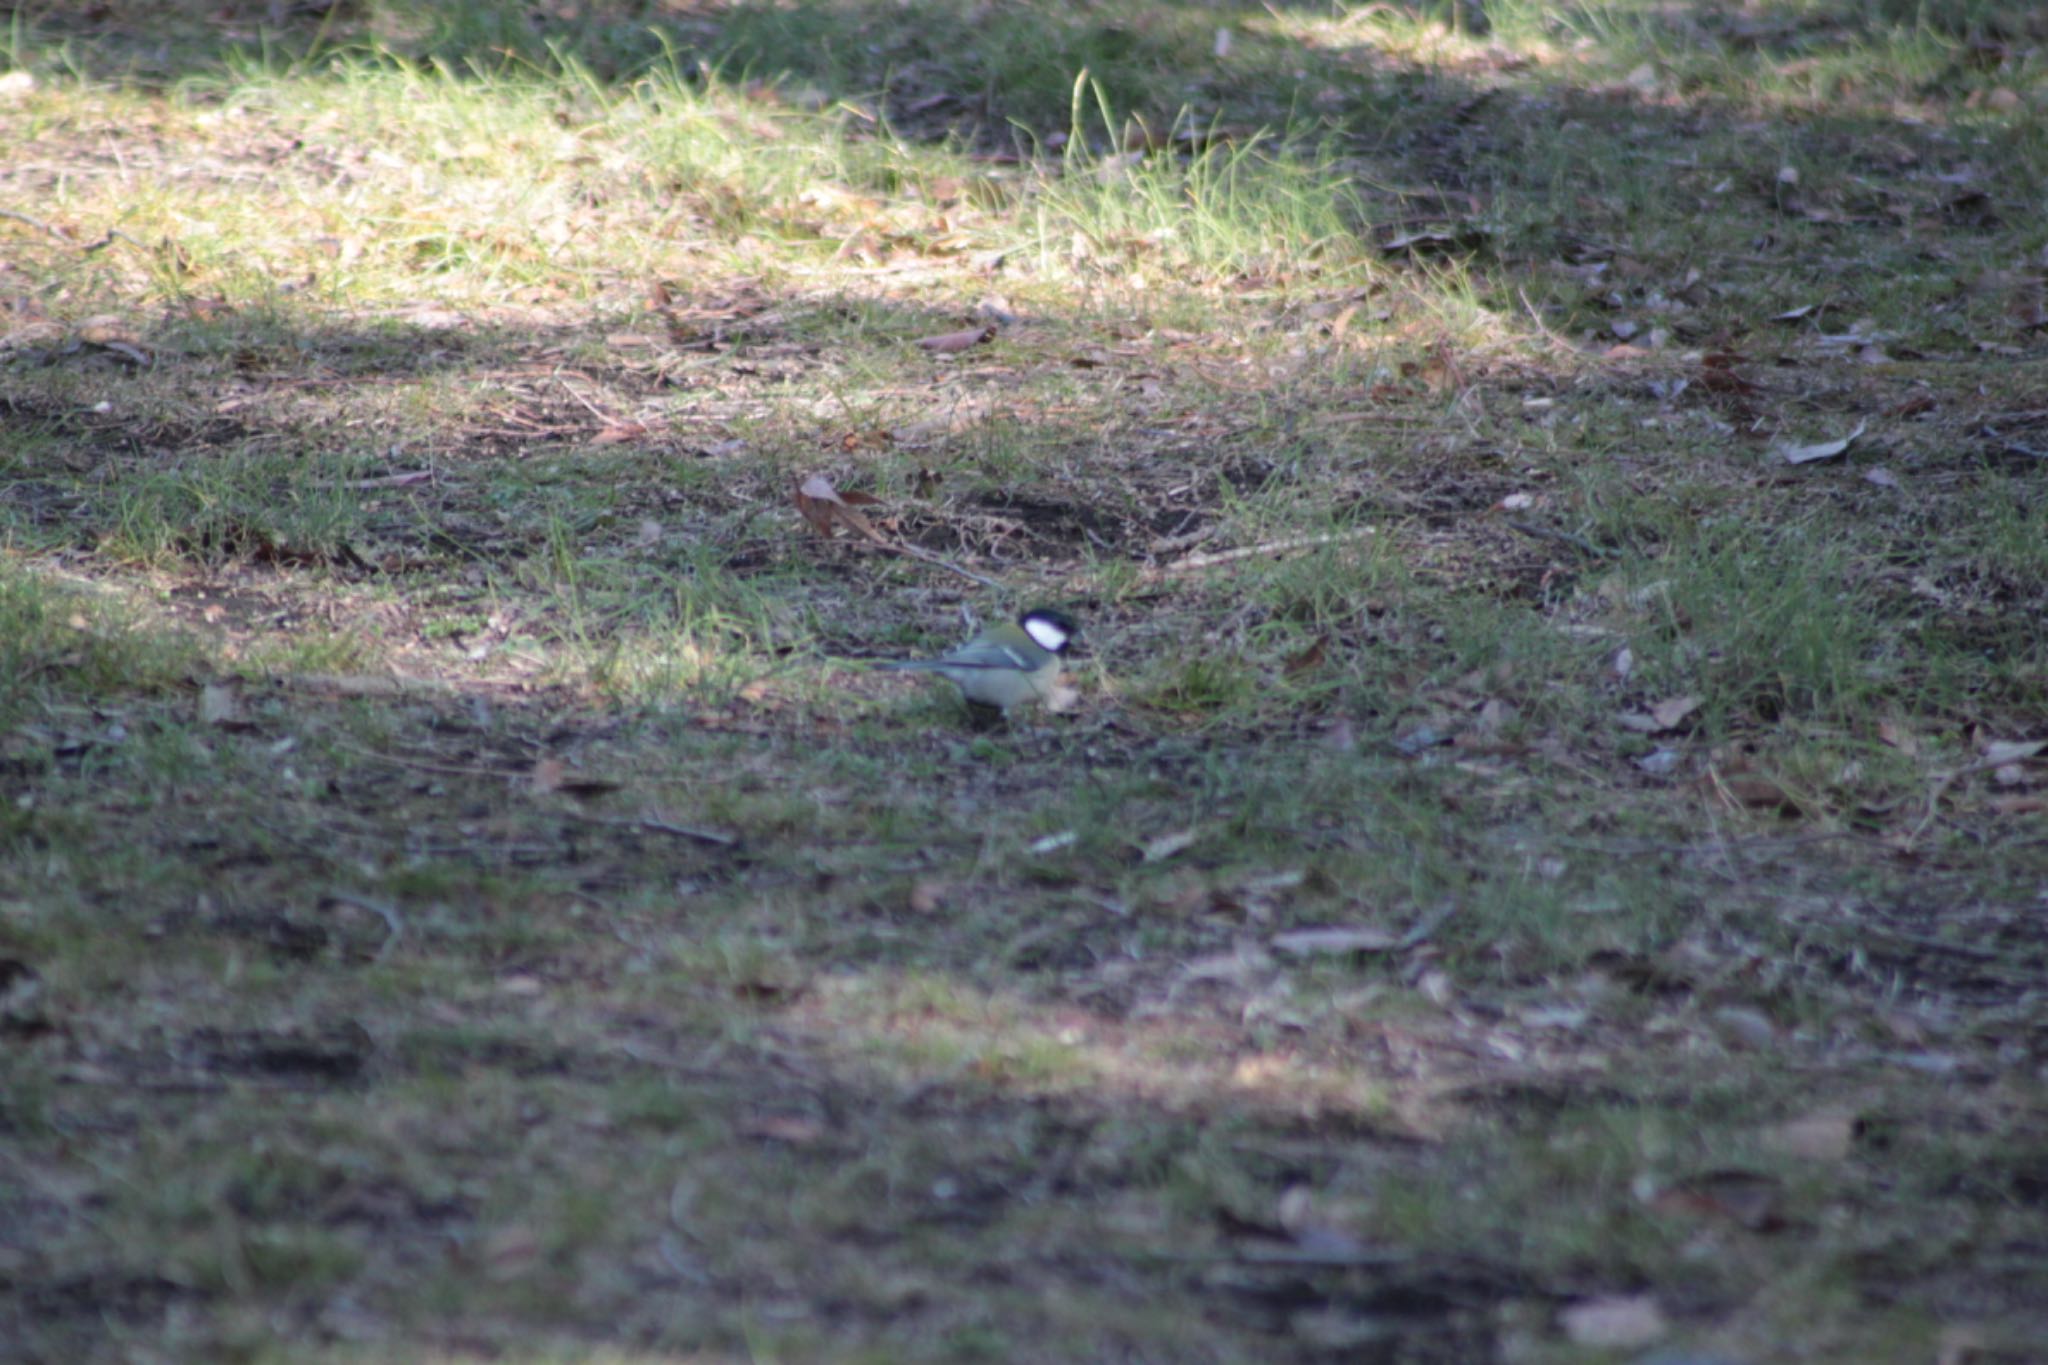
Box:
[915,325,995,353]
[592,421,649,445]
[741,1113,828,1145]
[793,473,886,542]
[1706,768,1801,815]
[1649,1169,1785,1231]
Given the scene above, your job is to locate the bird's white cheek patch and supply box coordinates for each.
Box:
[1024,617,1069,652]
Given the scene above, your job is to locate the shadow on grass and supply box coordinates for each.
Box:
[19,0,2045,137]
[6,3,2048,1358]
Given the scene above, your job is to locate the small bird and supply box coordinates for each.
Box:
[875,607,1079,716]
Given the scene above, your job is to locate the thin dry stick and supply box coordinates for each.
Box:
[79,228,148,255]
[885,539,1006,589]
[1505,518,1614,559]
[327,737,527,781]
[324,892,405,961]
[1517,286,1589,358]
[563,809,739,848]
[555,374,623,424]
[1907,755,2025,842]
[825,509,1008,589]
[0,208,73,241]
[1144,527,1376,577]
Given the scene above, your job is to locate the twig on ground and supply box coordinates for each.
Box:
[1517,286,1589,357]
[1907,755,2020,843]
[328,737,526,780]
[324,892,405,961]
[79,228,149,255]
[555,375,623,424]
[1558,832,1857,856]
[562,809,740,847]
[1144,528,1377,577]
[0,212,149,256]
[828,511,1007,589]
[885,539,1008,589]
[1505,519,1616,559]
[0,209,74,242]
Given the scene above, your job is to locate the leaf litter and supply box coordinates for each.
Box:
[6,5,2048,1362]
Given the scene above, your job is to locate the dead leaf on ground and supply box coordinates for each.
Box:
[1140,828,1198,863]
[199,681,252,730]
[793,473,886,541]
[1618,694,1699,734]
[915,325,995,353]
[1705,767,1801,815]
[1711,1004,1779,1049]
[1559,1294,1669,1350]
[1981,738,2044,766]
[1761,1109,1858,1161]
[1776,419,1867,465]
[1271,1185,1373,1260]
[1392,723,1449,756]
[1271,926,1401,956]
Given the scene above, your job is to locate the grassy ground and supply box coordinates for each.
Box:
[2,0,2045,1360]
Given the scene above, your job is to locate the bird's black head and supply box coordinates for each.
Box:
[1019,607,1079,655]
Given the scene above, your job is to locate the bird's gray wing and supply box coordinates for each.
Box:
[878,640,1034,671]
